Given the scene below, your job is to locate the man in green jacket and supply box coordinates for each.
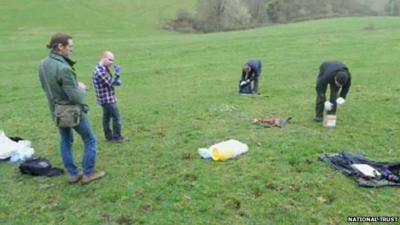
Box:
[38,33,105,184]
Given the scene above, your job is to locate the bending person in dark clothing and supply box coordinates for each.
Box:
[239,60,262,94]
[314,61,352,122]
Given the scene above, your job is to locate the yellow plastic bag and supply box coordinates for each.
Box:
[198,139,248,161]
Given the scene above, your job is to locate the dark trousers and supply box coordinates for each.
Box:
[101,103,122,140]
[253,78,259,94]
[315,85,338,118]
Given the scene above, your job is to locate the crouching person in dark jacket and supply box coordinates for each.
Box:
[314,61,352,122]
[239,60,262,94]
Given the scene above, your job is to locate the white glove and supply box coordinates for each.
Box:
[336,97,346,106]
[324,101,333,111]
[240,81,247,86]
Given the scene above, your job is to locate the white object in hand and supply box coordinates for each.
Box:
[336,97,345,106]
[240,81,247,86]
[78,81,87,91]
[324,101,333,111]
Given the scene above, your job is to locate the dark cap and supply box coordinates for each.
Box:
[335,71,348,86]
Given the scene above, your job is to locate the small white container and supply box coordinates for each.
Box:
[324,115,336,128]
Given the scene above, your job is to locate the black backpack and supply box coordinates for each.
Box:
[19,157,64,177]
[239,80,253,94]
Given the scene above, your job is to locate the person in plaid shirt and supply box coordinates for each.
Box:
[92,51,125,142]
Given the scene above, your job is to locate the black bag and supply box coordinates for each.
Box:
[19,157,64,177]
[239,80,253,94]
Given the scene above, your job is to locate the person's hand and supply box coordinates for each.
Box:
[114,65,121,76]
[78,81,87,91]
[324,101,333,111]
[336,97,346,106]
[82,105,89,113]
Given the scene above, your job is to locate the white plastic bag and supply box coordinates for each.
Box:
[0,131,14,159]
[10,140,34,163]
[0,130,34,162]
[198,139,248,161]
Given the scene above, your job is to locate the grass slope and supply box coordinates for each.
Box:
[0,1,400,224]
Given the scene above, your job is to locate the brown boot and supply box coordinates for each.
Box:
[82,171,106,185]
[68,172,83,184]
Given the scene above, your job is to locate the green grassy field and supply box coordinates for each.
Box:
[1,1,400,224]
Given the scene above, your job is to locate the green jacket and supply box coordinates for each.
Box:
[38,52,88,119]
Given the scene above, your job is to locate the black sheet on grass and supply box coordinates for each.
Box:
[319,152,400,188]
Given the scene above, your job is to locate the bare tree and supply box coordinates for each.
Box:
[221,0,251,29]
[169,0,394,33]
[244,0,268,24]
[196,0,251,31]
[196,0,226,31]
[386,0,400,15]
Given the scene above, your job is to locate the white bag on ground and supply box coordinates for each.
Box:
[0,131,13,159]
[10,140,34,162]
[0,130,34,162]
[198,139,248,161]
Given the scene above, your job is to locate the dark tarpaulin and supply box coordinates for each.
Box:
[319,152,400,188]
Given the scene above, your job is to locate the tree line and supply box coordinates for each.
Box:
[167,0,400,33]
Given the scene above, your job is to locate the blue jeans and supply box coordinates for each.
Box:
[58,114,97,176]
[101,103,122,140]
